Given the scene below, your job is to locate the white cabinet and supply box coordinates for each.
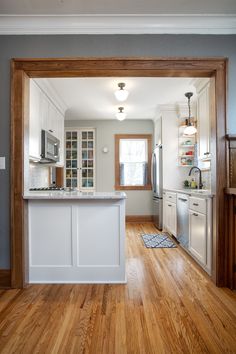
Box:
[194,79,212,163]
[164,189,212,275]
[28,197,126,283]
[189,210,207,265]
[29,79,64,166]
[197,82,210,159]
[29,80,42,160]
[163,192,177,237]
[188,196,212,273]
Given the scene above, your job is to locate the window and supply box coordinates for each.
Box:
[115,134,152,190]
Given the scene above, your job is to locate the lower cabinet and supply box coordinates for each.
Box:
[164,200,177,237]
[188,196,212,274]
[163,190,212,275]
[189,210,207,266]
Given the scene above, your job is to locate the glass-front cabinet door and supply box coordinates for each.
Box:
[65,129,95,191]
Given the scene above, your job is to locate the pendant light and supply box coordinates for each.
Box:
[184,92,197,135]
[116,107,126,121]
[114,83,129,102]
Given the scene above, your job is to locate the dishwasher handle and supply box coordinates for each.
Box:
[178,197,188,202]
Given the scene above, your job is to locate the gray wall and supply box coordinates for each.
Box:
[65,119,154,216]
[0,34,236,268]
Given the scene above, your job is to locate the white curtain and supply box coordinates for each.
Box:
[120,139,148,186]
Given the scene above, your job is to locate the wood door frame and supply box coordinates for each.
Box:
[11,57,227,288]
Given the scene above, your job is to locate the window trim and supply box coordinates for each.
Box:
[115,134,152,190]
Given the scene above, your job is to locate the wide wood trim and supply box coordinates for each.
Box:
[226,194,236,289]
[126,215,154,222]
[11,62,29,288]
[10,57,227,288]
[13,57,226,78]
[212,62,228,286]
[115,134,152,191]
[0,269,11,288]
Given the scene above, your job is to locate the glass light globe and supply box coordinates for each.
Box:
[184,125,197,135]
[116,111,126,121]
[114,89,129,102]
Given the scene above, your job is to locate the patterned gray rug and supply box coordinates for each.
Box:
[141,233,177,248]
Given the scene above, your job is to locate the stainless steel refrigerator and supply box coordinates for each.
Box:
[152,144,163,230]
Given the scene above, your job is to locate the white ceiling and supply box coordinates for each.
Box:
[0,0,235,14]
[36,77,197,120]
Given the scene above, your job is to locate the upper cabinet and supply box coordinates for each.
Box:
[29,80,42,160]
[65,128,96,191]
[197,81,210,160]
[29,79,65,166]
[194,79,212,166]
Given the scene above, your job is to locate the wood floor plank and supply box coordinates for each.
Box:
[0,222,236,353]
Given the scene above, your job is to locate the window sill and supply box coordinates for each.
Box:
[115,185,152,191]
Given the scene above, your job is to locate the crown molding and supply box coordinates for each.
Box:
[0,14,235,35]
[33,78,68,116]
[191,78,210,93]
[158,104,178,112]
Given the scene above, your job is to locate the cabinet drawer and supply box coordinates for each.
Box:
[189,197,206,214]
[165,192,176,204]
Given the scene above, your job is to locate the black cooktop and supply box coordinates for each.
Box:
[29,187,64,191]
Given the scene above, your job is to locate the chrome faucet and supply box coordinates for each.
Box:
[188,166,203,189]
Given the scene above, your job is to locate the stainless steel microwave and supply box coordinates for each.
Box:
[40,130,60,163]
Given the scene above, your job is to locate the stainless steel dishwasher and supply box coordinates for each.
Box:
[177,193,189,249]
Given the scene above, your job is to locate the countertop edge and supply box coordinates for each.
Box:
[23,192,127,200]
[163,188,214,198]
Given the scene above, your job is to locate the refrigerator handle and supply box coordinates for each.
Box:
[151,152,154,190]
[151,152,156,193]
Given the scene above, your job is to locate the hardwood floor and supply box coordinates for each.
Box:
[0,222,236,353]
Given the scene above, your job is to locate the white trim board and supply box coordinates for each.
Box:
[0,14,235,35]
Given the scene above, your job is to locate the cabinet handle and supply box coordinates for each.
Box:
[204,152,210,155]
[49,129,53,133]
[193,213,198,216]
[168,196,172,198]
[168,204,172,207]
[193,203,199,206]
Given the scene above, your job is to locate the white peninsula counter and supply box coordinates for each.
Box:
[24,192,127,284]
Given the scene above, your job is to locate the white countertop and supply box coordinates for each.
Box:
[163,188,214,198]
[24,191,127,200]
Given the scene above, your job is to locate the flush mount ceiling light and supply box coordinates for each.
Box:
[116,107,126,121]
[114,82,129,102]
[184,92,197,136]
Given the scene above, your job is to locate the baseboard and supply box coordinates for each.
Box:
[0,269,11,288]
[126,215,154,222]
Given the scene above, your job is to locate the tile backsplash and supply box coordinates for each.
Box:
[201,170,211,190]
[29,163,49,188]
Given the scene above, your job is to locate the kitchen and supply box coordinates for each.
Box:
[24,76,214,283]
